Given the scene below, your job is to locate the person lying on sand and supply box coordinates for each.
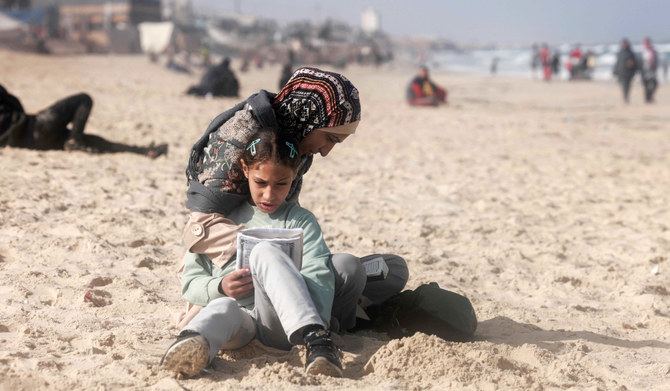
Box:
[0,85,167,158]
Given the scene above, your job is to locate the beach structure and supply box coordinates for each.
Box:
[1,0,163,53]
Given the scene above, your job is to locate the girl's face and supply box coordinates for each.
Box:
[241,160,296,214]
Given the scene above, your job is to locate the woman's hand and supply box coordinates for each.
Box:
[221,269,253,299]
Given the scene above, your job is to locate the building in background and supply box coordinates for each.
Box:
[361,6,380,35]
[1,0,163,53]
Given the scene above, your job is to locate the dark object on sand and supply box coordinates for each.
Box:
[278,63,293,90]
[187,58,239,98]
[355,282,478,342]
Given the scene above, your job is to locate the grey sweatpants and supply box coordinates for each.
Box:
[183,249,409,361]
[330,253,409,331]
[185,241,325,361]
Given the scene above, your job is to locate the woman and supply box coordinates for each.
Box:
[179,67,408,332]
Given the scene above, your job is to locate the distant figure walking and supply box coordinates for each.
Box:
[551,51,561,76]
[540,44,551,81]
[490,57,499,75]
[186,58,239,98]
[406,66,448,107]
[278,63,293,90]
[640,37,658,103]
[567,45,583,80]
[530,43,540,79]
[1,85,167,158]
[613,39,638,104]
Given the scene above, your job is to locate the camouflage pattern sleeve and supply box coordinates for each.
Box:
[199,105,262,196]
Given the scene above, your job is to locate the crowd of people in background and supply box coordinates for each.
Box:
[531,37,665,104]
[531,43,596,81]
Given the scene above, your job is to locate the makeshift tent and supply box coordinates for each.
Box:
[138,21,174,53]
[0,12,26,42]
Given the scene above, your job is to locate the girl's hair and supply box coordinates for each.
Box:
[241,130,301,171]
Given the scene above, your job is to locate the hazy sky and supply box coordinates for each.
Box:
[193,0,669,45]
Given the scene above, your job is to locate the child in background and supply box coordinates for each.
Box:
[161,130,342,377]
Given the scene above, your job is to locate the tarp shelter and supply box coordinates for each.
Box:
[1,8,45,25]
[138,21,174,53]
[0,12,27,41]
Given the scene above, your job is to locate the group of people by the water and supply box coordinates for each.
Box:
[531,43,595,81]
[531,37,664,104]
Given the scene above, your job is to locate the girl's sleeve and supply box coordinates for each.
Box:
[292,210,335,325]
[181,252,226,307]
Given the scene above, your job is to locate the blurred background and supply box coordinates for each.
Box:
[1,0,668,82]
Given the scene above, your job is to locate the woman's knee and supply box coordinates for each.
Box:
[361,254,409,304]
[331,253,366,293]
[382,254,410,288]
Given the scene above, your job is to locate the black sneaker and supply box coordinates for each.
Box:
[159,331,209,378]
[304,329,343,377]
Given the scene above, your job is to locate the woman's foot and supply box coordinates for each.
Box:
[160,331,209,378]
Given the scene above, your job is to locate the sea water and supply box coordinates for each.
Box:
[411,42,670,81]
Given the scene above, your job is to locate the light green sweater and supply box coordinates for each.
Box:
[181,201,334,324]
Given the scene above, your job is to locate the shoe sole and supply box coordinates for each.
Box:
[305,356,343,377]
[161,336,209,377]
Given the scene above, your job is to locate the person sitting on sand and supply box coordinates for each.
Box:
[162,131,350,377]
[406,66,448,106]
[181,67,409,335]
[0,85,168,158]
[186,57,239,98]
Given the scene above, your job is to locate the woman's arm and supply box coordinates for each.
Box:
[184,105,264,264]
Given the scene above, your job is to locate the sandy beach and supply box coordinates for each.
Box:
[1,49,669,390]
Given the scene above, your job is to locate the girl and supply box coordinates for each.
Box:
[162,130,343,378]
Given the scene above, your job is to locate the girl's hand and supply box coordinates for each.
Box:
[221,269,253,299]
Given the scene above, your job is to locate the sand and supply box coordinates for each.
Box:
[1,49,669,391]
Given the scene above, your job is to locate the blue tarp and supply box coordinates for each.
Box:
[0,8,46,25]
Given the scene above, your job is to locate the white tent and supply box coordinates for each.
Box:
[137,21,174,53]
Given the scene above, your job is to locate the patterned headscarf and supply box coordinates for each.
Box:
[272,67,361,141]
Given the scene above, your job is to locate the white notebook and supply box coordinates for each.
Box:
[236,227,303,271]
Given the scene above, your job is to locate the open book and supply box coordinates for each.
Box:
[236,228,304,272]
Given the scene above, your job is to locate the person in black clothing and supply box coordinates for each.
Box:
[613,39,638,103]
[0,85,168,158]
[278,63,293,90]
[551,51,561,75]
[186,58,239,97]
